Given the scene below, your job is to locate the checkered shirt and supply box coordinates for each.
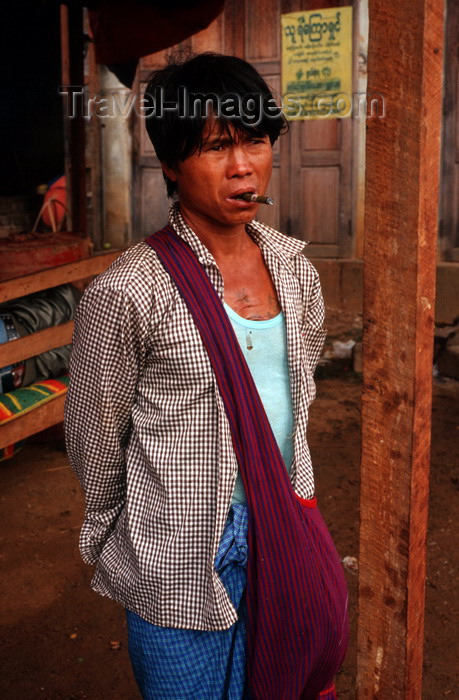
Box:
[64,203,326,631]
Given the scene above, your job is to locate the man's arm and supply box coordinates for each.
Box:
[302,265,327,376]
[64,285,146,564]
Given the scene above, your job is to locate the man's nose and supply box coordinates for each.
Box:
[227,145,253,178]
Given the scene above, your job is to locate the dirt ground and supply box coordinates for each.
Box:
[0,373,457,700]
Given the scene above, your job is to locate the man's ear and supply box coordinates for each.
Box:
[161,163,177,182]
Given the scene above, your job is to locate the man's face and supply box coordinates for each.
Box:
[163,120,273,230]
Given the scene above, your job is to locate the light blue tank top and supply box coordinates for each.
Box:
[223,302,294,504]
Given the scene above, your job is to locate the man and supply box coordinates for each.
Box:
[65,53,346,699]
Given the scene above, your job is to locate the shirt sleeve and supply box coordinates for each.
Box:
[64,285,146,564]
[302,265,327,376]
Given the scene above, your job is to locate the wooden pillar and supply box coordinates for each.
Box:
[60,3,87,236]
[357,1,444,698]
[85,9,104,249]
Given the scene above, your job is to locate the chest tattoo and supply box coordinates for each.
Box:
[233,289,281,321]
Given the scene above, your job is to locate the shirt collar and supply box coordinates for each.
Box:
[167,201,308,269]
[168,203,215,266]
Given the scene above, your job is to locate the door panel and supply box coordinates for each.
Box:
[302,119,340,151]
[245,0,281,61]
[257,170,281,230]
[301,166,339,248]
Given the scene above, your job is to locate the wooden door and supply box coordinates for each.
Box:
[133,0,354,258]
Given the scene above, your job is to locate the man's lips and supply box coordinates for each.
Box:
[226,194,257,209]
[228,188,256,200]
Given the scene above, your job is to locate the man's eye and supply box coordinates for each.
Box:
[207,144,223,151]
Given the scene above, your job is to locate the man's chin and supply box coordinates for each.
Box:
[226,208,258,225]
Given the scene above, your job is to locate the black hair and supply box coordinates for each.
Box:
[143,52,287,196]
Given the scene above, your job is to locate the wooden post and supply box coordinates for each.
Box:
[357,1,444,698]
[85,9,104,249]
[60,3,87,236]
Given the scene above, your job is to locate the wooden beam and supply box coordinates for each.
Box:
[0,322,74,367]
[357,1,444,698]
[0,394,67,451]
[0,251,121,304]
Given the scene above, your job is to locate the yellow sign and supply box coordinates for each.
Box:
[281,6,353,120]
